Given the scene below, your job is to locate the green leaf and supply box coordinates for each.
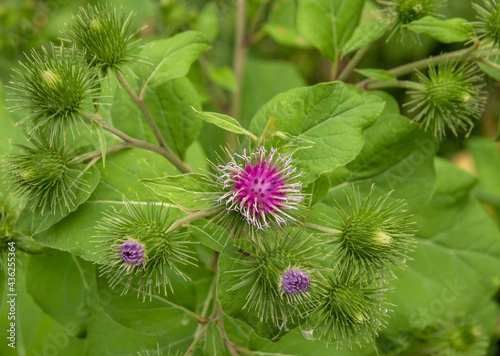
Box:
[189,220,229,252]
[192,109,257,140]
[407,16,474,43]
[95,268,200,335]
[217,243,291,341]
[204,322,231,356]
[195,3,219,42]
[207,66,236,91]
[112,77,202,159]
[249,82,385,183]
[478,57,500,81]
[142,173,216,211]
[31,148,177,261]
[296,0,365,60]
[384,158,500,336]
[467,138,500,205]
[139,31,211,90]
[342,8,388,55]
[15,165,101,237]
[355,68,396,82]
[26,249,95,337]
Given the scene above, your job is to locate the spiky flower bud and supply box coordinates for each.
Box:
[8,44,100,144]
[473,0,500,49]
[4,134,92,215]
[95,200,196,300]
[227,232,316,326]
[215,147,303,234]
[63,4,141,73]
[407,61,486,139]
[309,273,390,347]
[327,186,415,279]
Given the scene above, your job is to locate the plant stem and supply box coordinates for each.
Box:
[330,56,339,81]
[71,142,132,164]
[166,207,223,233]
[228,0,248,149]
[365,80,422,91]
[304,222,342,235]
[356,46,479,89]
[337,44,370,82]
[80,111,195,173]
[478,57,500,71]
[114,69,169,149]
[183,272,217,356]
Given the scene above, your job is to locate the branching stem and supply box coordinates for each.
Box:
[166,207,223,234]
[71,142,132,164]
[114,69,168,149]
[356,45,481,89]
[80,111,195,173]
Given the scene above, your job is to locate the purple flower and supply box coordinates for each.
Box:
[120,241,145,266]
[217,147,303,230]
[282,269,310,294]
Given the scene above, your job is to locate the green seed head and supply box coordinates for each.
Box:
[328,185,415,280]
[310,273,390,347]
[407,61,487,139]
[63,4,141,73]
[95,200,197,300]
[394,0,435,24]
[5,133,87,215]
[8,44,101,144]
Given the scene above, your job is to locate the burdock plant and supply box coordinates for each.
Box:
[3,1,499,354]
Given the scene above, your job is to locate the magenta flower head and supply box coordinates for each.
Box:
[216,147,303,231]
[120,240,145,266]
[282,269,311,294]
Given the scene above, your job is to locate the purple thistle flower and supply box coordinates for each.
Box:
[120,240,145,266]
[217,147,303,230]
[282,269,310,294]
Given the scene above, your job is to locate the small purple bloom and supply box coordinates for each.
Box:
[282,269,310,294]
[120,241,145,266]
[217,147,303,230]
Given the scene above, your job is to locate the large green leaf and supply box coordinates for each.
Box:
[31,149,178,261]
[26,249,95,337]
[0,264,87,356]
[138,31,211,90]
[342,5,388,55]
[296,0,365,60]
[249,82,385,183]
[95,269,199,336]
[467,138,500,205]
[383,158,500,337]
[15,165,101,237]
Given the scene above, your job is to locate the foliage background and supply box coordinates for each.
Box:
[0,0,500,355]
